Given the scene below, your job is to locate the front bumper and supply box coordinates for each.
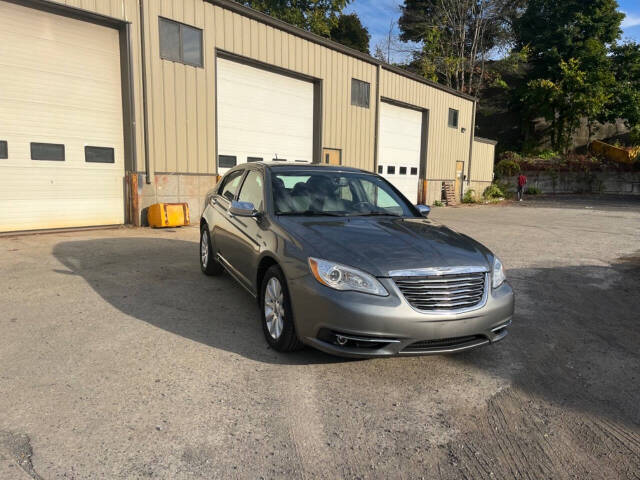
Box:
[288,275,515,358]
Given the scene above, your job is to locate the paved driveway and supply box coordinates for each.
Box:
[1,196,639,479]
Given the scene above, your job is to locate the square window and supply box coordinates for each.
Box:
[182,24,203,66]
[247,157,262,163]
[399,167,407,175]
[159,18,180,62]
[31,142,64,161]
[351,79,370,108]
[218,155,237,168]
[387,166,395,174]
[377,165,383,174]
[85,146,115,163]
[411,167,418,175]
[0,140,7,159]
[448,108,459,128]
[159,17,203,67]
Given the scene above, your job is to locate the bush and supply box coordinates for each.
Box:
[495,158,520,177]
[462,189,478,204]
[526,186,542,195]
[483,184,505,199]
[432,200,444,207]
[630,125,640,146]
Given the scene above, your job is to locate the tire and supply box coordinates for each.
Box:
[200,226,223,276]
[260,265,303,352]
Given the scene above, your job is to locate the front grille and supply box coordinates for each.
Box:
[394,272,487,312]
[402,335,485,353]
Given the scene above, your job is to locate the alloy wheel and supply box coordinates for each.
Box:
[264,277,284,339]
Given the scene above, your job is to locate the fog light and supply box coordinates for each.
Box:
[335,335,348,346]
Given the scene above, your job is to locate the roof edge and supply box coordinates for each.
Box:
[474,136,498,145]
[205,0,477,103]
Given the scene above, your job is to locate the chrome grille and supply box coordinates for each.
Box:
[394,271,487,312]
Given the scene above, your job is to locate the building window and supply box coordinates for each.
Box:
[351,79,370,108]
[448,108,459,128]
[247,157,262,163]
[411,167,418,175]
[272,158,287,162]
[377,165,383,174]
[159,17,203,67]
[31,143,65,161]
[85,146,115,163]
[218,155,237,168]
[399,167,407,175]
[387,166,395,174]
[0,141,7,159]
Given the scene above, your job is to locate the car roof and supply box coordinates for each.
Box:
[252,161,370,174]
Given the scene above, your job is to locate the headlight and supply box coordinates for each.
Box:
[308,258,388,296]
[492,256,506,289]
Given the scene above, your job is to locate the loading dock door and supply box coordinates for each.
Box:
[378,102,423,203]
[216,58,314,173]
[0,1,126,232]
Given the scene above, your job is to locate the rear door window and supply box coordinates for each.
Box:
[218,170,245,201]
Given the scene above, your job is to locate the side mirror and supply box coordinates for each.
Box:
[229,200,259,217]
[416,204,431,218]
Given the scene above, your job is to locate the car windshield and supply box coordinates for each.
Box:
[271,170,416,217]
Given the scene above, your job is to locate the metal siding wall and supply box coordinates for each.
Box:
[47,0,467,178]
[380,69,474,182]
[471,140,495,182]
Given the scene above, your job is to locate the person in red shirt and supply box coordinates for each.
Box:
[517,173,527,201]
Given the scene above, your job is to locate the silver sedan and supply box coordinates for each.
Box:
[200,163,514,358]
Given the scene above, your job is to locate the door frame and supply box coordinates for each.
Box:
[455,160,465,201]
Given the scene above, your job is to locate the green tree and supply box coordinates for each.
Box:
[514,0,624,151]
[329,13,370,53]
[608,42,640,128]
[236,0,351,38]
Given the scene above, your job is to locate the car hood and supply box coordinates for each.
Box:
[276,216,492,277]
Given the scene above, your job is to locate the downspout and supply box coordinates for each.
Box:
[139,0,151,184]
[373,63,381,174]
[467,99,477,186]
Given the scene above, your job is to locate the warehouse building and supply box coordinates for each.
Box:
[0,0,496,233]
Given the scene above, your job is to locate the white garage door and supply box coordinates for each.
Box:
[0,2,125,232]
[217,58,314,173]
[378,102,423,203]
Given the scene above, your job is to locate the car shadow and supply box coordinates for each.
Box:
[52,236,640,431]
[52,236,347,366]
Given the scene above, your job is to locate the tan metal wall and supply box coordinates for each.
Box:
[380,68,474,182]
[46,0,475,182]
[140,0,378,174]
[470,139,495,183]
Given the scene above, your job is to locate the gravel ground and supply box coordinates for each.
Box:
[1,195,639,479]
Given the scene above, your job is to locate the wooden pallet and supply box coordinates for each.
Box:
[443,182,458,206]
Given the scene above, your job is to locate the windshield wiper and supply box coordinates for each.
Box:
[277,210,346,217]
[353,212,403,217]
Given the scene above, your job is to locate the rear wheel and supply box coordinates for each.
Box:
[260,265,303,352]
[200,227,223,276]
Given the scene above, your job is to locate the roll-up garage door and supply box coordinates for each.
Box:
[217,58,314,173]
[0,2,125,232]
[378,102,423,203]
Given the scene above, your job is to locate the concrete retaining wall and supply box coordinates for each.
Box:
[503,171,640,195]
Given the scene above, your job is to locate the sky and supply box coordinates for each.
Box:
[346,0,640,62]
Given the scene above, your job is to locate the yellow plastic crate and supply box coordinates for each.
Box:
[147,203,190,228]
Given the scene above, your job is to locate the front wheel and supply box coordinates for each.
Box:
[260,265,303,352]
[200,227,223,276]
